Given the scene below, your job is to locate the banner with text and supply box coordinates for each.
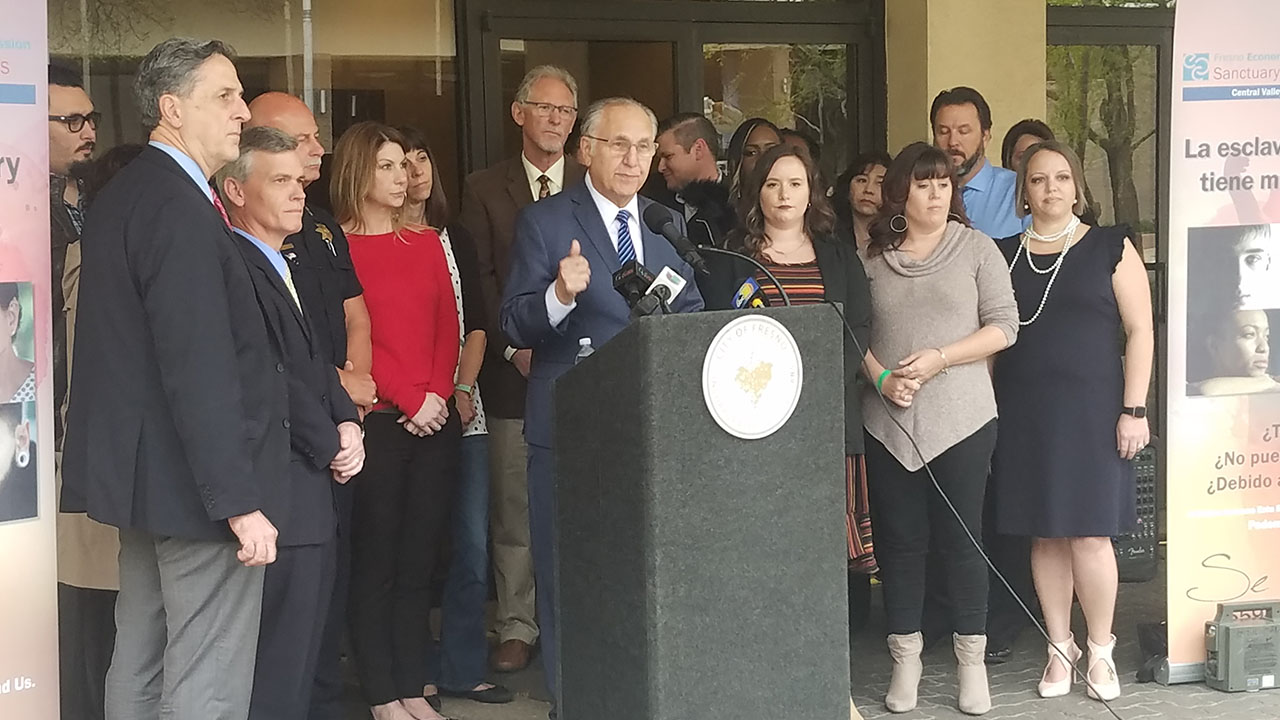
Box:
[0,0,57,716]
[1167,0,1280,684]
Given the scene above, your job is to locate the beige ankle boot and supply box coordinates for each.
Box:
[953,633,992,715]
[885,632,924,713]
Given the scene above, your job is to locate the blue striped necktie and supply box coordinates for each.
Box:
[615,209,636,264]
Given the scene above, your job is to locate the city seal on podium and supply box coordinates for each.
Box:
[702,314,804,440]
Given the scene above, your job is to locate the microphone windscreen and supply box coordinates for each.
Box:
[642,202,675,234]
[733,277,765,309]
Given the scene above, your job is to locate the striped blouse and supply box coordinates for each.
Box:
[755,260,826,306]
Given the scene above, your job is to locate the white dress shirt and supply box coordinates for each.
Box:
[544,174,644,326]
[521,154,566,201]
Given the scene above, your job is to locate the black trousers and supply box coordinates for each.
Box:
[57,583,117,720]
[307,481,354,720]
[865,421,996,636]
[250,539,338,720]
[348,410,460,705]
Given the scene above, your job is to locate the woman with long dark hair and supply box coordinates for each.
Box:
[834,151,892,249]
[332,122,459,720]
[397,126,513,710]
[724,117,781,204]
[706,141,873,720]
[860,142,1018,716]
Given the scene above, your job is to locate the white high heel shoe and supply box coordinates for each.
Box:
[1037,634,1082,698]
[1086,634,1122,701]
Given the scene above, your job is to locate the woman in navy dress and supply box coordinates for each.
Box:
[991,140,1153,703]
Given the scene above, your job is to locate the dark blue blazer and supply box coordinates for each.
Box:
[235,233,360,547]
[500,181,704,449]
[63,146,289,541]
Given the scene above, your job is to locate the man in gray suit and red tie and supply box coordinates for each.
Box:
[62,38,284,720]
[500,97,704,718]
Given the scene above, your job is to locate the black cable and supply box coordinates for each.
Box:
[696,245,792,307]
[827,301,1127,720]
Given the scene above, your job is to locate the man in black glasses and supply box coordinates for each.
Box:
[48,62,118,720]
[48,64,97,439]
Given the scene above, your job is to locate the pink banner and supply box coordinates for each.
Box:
[1167,0,1280,683]
[0,0,58,717]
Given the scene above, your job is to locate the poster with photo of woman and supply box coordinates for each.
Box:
[0,281,39,523]
[1186,224,1280,396]
[0,401,36,524]
[0,282,37,403]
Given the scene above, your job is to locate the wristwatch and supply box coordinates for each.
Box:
[1121,406,1147,419]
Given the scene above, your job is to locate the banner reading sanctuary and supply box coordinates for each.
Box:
[0,0,58,717]
[1166,0,1280,685]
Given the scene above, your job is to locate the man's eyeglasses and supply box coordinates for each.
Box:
[49,112,101,133]
[583,134,657,159]
[521,102,577,118]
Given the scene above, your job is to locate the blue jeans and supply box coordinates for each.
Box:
[427,433,491,691]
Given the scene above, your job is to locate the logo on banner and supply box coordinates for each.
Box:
[702,314,802,440]
[1184,53,1211,81]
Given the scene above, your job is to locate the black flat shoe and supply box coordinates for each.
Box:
[985,645,1013,664]
[439,684,515,704]
[425,694,443,712]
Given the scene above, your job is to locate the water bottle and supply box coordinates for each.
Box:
[575,337,595,365]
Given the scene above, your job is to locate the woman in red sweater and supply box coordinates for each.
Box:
[331,122,459,720]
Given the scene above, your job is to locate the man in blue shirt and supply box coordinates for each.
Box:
[216,125,366,720]
[931,87,1026,240]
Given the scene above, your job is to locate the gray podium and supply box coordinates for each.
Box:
[553,306,850,720]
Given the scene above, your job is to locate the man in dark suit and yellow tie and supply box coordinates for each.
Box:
[215,126,366,720]
[501,97,704,718]
[458,65,585,674]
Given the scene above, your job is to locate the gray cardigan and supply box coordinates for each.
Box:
[861,221,1018,470]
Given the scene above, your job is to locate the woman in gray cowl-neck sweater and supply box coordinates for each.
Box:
[859,143,1018,717]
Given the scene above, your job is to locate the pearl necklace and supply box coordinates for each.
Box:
[1024,215,1080,244]
[1011,218,1079,326]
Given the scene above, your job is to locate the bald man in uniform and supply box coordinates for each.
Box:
[246,92,376,720]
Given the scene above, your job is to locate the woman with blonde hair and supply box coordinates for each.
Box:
[332,121,460,720]
[991,140,1153,702]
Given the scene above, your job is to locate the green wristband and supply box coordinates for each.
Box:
[876,369,892,394]
[454,383,473,394]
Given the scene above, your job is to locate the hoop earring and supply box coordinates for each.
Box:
[889,213,908,234]
[15,447,28,469]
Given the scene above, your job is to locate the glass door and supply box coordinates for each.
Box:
[458,0,883,173]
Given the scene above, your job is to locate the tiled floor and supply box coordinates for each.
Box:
[341,567,1280,720]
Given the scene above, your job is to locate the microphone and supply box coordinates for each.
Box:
[632,266,688,319]
[732,277,770,309]
[642,203,710,276]
[641,202,792,306]
[612,259,656,309]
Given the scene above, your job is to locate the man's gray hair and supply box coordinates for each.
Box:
[513,65,579,106]
[215,126,298,192]
[580,97,658,140]
[134,38,236,131]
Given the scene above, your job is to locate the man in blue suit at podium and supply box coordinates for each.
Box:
[500,96,704,716]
